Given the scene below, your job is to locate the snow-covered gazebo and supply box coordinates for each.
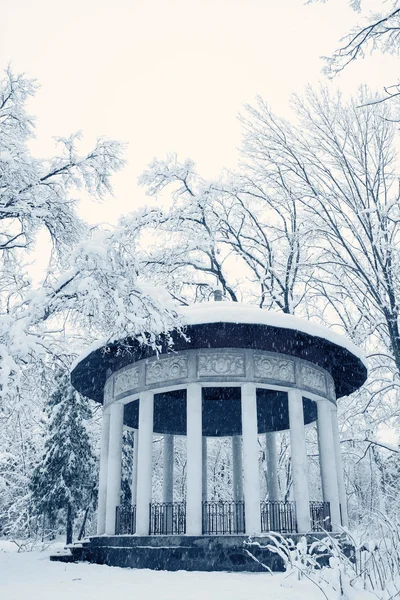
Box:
[69,300,367,571]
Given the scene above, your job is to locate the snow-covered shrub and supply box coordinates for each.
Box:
[245,516,400,599]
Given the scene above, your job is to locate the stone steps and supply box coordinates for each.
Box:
[52,534,285,572]
[51,533,336,572]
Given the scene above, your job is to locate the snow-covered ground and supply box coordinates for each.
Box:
[0,539,373,600]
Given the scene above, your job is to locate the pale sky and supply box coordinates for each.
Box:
[2,0,399,226]
[2,1,399,443]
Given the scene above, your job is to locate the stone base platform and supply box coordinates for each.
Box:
[50,534,331,572]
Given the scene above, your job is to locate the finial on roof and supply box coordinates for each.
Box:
[213,289,223,302]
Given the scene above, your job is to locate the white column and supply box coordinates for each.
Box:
[331,404,349,527]
[136,391,154,535]
[265,431,279,501]
[317,400,341,531]
[97,410,111,535]
[105,402,124,535]
[131,428,139,505]
[232,436,243,502]
[163,434,174,503]
[186,383,203,535]
[288,389,310,533]
[241,383,261,534]
[202,436,207,502]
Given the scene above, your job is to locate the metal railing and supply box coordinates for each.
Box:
[202,501,245,534]
[115,500,331,535]
[310,501,331,532]
[149,502,186,535]
[116,504,136,534]
[260,500,297,533]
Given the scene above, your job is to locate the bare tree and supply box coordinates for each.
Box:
[137,153,309,313]
[133,88,400,520]
[240,88,400,419]
[137,155,240,303]
[0,70,181,399]
[315,0,400,102]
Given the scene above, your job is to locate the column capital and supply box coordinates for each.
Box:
[241,382,256,394]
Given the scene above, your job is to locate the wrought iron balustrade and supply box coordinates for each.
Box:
[310,501,331,532]
[115,500,331,536]
[149,502,186,535]
[116,504,136,535]
[202,501,245,535]
[260,500,297,533]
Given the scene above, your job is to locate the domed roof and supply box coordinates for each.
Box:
[180,302,367,365]
[71,301,367,402]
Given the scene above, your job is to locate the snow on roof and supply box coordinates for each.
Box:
[179,302,368,368]
[71,301,367,372]
[71,337,109,372]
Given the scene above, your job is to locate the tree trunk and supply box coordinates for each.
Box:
[66,503,73,545]
[47,511,57,540]
[387,312,400,377]
[78,485,96,540]
[78,505,90,540]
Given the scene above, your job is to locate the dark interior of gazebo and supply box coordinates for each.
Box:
[123,388,318,436]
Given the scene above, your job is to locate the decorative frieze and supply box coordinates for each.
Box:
[197,353,245,377]
[114,367,139,397]
[103,348,335,405]
[300,364,326,394]
[146,356,188,385]
[327,376,336,401]
[103,376,114,406]
[254,354,295,383]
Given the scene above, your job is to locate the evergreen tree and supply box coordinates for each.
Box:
[121,429,134,505]
[30,371,96,544]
